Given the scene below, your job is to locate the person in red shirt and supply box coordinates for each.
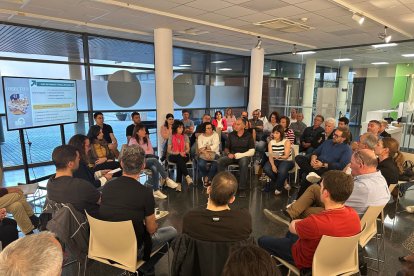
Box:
[258,170,360,271]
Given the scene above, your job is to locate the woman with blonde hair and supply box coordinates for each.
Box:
[225,108,237,130]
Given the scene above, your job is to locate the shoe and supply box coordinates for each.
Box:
[176,184,182,192]
[155,209,169,220]
[306,172,321,183]
[185,175,193,185]
[284,181,291,191]
[263,209,291,226]
[274,189,282,196]
[165,178,178,189]
[153,190,167,199]
[29,215,40,229]
[239,190,247,198]
[406,206,414,213]
[286,200,296,209]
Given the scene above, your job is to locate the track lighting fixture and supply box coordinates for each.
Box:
[352,13,365,25]
[378,26,392,43]
[255,36,262,49]
[292,44,297,55]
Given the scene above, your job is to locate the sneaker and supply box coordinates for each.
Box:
[185,175,193,185]
[306,172,321,183]
[284,181,291,191]
[286,200,296,209]
[155,210,169,220]
[274,189,282,196]
[153,190,167,199]
[263,209,291,226]
[406,206,414,213]
[165,178,179,189]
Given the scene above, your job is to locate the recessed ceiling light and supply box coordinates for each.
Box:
[270,69,277,71]
[219,68,232,71]
[402,54,414,57]
[211,60,225,64]
[333,58,352,62]
[179,64,191,67]
[297,51,316,55]
[372,43,398,48]
[371,62,389,65]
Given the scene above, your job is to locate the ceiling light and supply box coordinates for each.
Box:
[372,43,398,48]
[352,13,365,25]
[402,54,414,57]
[292,44,297,55]
[211,60,225,64]
[371,62,389,65]
[378,26,392,43]
[255,36,262,49]
[219,68,232,71]
[179,64,191,67]
[297,51,316,55]
[270,68,277,71]
[333,58,352,62]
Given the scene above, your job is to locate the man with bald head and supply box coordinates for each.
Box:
[264,149,390,224]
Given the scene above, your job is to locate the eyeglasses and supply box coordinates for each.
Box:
[333,133,341,138]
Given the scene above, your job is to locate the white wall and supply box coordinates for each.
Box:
[361,65,396,123]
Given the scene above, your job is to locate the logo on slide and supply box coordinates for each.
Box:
[14,118,25,126]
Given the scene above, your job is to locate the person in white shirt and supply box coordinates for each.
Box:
[197,122,220,187]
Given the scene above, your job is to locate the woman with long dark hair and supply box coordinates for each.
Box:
[129,123,179,198]
[68,134,113,188]
[160,113,174,162]
[168,120,193,186]
[87,125,119,171]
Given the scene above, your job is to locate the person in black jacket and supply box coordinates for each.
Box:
[299,115,325,154]
[68,134,114,188]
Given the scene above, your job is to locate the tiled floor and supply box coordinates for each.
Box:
[60,177,414,276]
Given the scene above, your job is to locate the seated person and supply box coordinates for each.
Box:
[266,149,390,223]
[295,127,352,198]
[126,111,142,143]
[379,120,391,138]
[279,116,295,144]
[262,125,294,195]
[217,118,255,198]
[259,170,361,272]
[182,172,252,241]
[290,113,307,144]
[190,114,214,157]
[160,113,174,162]
[0,187,39,236]
[87,125,120,172]
[263,111,279,139]
[352,132,378,151]
[197,122,220,187]
[249,110,264,142]
[299,115,324,154]
[212,110,227,148]
[322,117,336,141]
[168,120,193,186]
[338,116,352,142]
[225,108,237,129]
[47,145,101,217]
[222,244,281,276]
[0,231,63,275]
[129,123,179,198]
[352,120,381,150]
[0,208,18,248]
[100,145,177,261]
[68,134,114,188]
[181,109,195,138]
[91,112,118,153]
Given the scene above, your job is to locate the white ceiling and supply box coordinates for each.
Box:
[0,0,413,60]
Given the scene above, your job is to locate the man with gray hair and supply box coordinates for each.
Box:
[100,145,177,264]
[352,132,378,151]
[0,231,63,276]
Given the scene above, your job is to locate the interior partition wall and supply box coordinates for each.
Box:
[0,23,250,184]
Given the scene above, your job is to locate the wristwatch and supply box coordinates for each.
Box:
[324,163,328,168]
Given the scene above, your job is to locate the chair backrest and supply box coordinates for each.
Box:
[85,212,138,272]
[359,205,385,247]
[312,225,365,275]
[388,183,397,194]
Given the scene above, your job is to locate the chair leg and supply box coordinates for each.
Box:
[83,256,88,276]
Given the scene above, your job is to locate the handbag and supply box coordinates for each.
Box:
[199,150,216,161]
[399,160,414,181]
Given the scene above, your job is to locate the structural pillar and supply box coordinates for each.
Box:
[154,28,174,152]
[302,58,316,126]
[247,47,264,116]
[337,66,349,118]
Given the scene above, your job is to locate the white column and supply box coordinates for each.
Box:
[154,28,174,152]
[302,58,316,126]
[337,66,349,118]
[247,47,264,116]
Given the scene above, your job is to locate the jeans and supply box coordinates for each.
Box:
[263,160,295,191]
[198,158,218,180]
[258,231,298,265]
[217,156,250,190]
[168,154,190,183]
[145,158,167,191]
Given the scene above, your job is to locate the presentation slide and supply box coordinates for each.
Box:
[3,77,77,130]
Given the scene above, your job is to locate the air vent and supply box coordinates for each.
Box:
[177,28,209,36]
[254,18,314,33]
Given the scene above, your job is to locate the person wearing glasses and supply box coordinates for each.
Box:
[299,115,325,154]
[295,127,352,199]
